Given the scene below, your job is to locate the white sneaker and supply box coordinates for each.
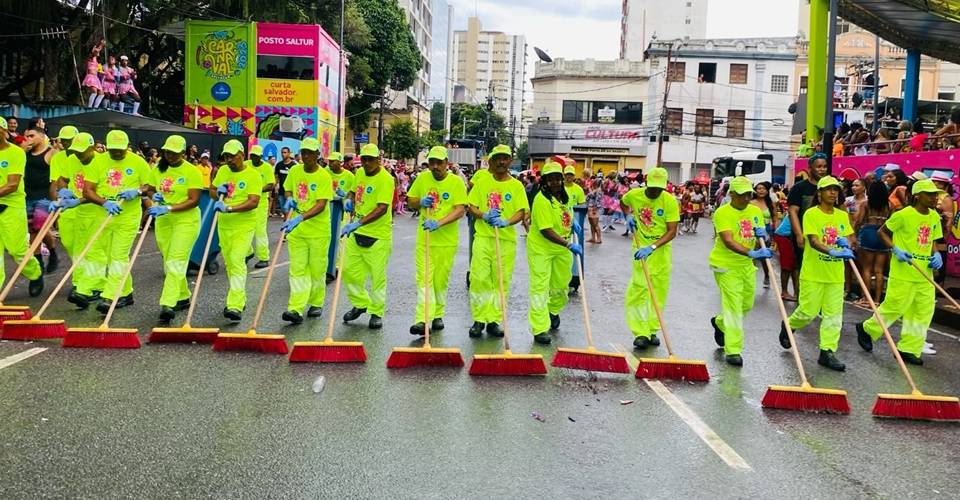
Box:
[923,342,937,355]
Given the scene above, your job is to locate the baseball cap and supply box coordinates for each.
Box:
[563,165,576,175]
[221,139,244,156]
[68,132,95,152]
[200,151,210,159]
[161,135,186,153]
[56,126,79,140]
[912,179,945,195]
[541,161,563,176]
[816,175,842,190]
[105,130,129,150]
[327,152,344,162]
[120,55,129,60]
[645,167,668,189]
[729,176,754,194]
[489,144,512,158]
[427,146,448,161]
[300,138,320,152]
[360,143,380,158]
[249,144,263,156]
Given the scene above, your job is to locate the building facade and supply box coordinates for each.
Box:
[620,0,707,61]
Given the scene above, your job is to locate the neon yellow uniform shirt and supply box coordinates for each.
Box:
[150,161,203,211]
[565,182,586,206]
[709,203,764,269]
[329,168,356,197]
[886,206,942,282]
[800,206,854,283]
[0,143,27,208]
[528,191,574,255]
[407,172,468,247]
[353,167,395,240]
[244,159,274,208]
[467,174,529,242]
[283,164,334,233]
[620,188,680,247]
[0,143,42,285]
[88,153,150,219]
[212,165,263,226]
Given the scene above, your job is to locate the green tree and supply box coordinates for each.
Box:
[449,102,510,149]
[515,141,529,166]
[383,119,420,160]
[419,129,446,150]
[429,102,445,131]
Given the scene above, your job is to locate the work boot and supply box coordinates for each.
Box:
[158,306,176,322]
[710,316,724,346]
[368,315,383,329]
[98,294,134,314]
[633,336,651,349]
[431,318,445,331]
[67,290,92,310]
[223,308,242,323]
[343,307,366,323]
[254,260,270,269]
[779,321,791,349]
[282,310,303,324]
[648,334,661,346]
[46,250,59,273]
[899,351,924,366]
[469,322,485,338]
[307,306,323,318]
[855,322,873,352]
[486,322,504,337]
[725,354,743,366]
[818,350,846,371]
[410,322,425,336]
[28,277,44,297]
[245,253,255,263]
[174,299,191,311]
[533,333,551,345]
[549,313,560,330]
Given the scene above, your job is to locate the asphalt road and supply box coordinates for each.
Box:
[2,214,959,498]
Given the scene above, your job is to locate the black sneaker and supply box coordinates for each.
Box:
[158,306,176,322]
[469,322,485,338]
[223,308,242,323]
[67,290,92,309]
[431,318,444,331]
[899,351,923,366]
[549,313,560,330]
[307,306,323,318]
[633,336,651,349]
[98,294,133,313]
[779,321,792,349]
[486,322,504,337]
[174,299,191,311]
[368,315,382,329]
[343,307,366,323]
[245,253,255,263]
[28,277,44,297]
[533,333,552,345]
[45,251,59,273]
[410,322,425,336]
[725,354,743,366]
[254,260,270,269]
[855,322,873,352]
[116,294,134,308]
[648,334,661,346]
[710,316,724,346]
[282,310,304,324]
[818,350,846,371]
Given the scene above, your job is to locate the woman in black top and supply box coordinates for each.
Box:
[21,127,59,272]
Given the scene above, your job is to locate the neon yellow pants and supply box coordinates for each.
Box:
[342,235,390,316]
[863,277,935,357]
[286,231,331,314]
[527,249,572,334]
[218,220,255,310]
[712,265,757,355]
[0,208,42,289]
[155,210,200,307]
[469,235,516,324]
[90,213,140,301]
[788,280,843,352]
[625,246,671,339]
[253,203,270,261]
[59,209,101,293]
[415,242,456,322]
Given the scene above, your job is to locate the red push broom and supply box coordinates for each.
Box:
[469,226,547,376]
[909,260,960,311]
[387,209,463,368]
[849,262,960,421]
[288,232,366,363]
[551,233,629,374]
[61,214,154,349]
[211,213,290,354]
[760,240,849,414]
[2,215,112,341]
[148,201,222,344]
[0,208,61,320]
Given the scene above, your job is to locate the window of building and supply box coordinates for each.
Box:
[666,108,683,134]
[561,100,643,124]
[729,63,748,85]
[695,108,714,136]
[697,62,717,83]
[726,110,745,138]
[685,18,691,24]
[667,61,685,82]
[771,74,789,93]
[799,75,808,94]
[939,91,957,101]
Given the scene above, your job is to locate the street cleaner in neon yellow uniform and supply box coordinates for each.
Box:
[279,138,333,324]
[210,139,263,322]
[82,130,150,314]
[527,161,582,345]
[326,151,355,282]
[406,146,467,336]
[145,134,202,322]
[340,144,394,329]
[245,144,274,269]
[563,164,586,293]
[707,177,771,366]
[52,132,104,309]
[856,178,944,366]
[620,167,679,350]
[0,116,44,297]
[781,176,854,372]
[48,126,78,270]
[466,144,529,338]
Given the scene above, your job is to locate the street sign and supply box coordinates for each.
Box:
[353,134,369,144]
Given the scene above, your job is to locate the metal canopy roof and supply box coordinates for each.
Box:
[839,0,960,64]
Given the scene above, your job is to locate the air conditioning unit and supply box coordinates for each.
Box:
[279,116,304,133]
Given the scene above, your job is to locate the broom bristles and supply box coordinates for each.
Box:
[469,353,547,376]
[386,347,464,368]
[762,385,851,415]
[147,327,220,344]
[551,348,630,374]
[635,357,710,382]
[212,332,288,354]
[62,328,142,349]
[0,308,32,323]
[872,393,960,421]
[1,319,66,340]
[288,341,366,363]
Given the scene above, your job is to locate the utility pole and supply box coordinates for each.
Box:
[336,0,345,152]
[377,93,386,146]
[484,91,494,149]
[872,34,880,134]
[656,42,677,167]
[443,3,454,141]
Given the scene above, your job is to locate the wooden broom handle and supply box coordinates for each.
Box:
[0,208,61,303]
[757,238,810,387]
[249,211,294,332]
[34,215,112,318]
[909,260,960,310]
[422,208,432,348]
[632,232,676,357]
[101,214,154,327]
[572,232,596,349]
[848,260,922,395]
[493,226,512,352]
[183,198,222,327]
[323,216,351,342]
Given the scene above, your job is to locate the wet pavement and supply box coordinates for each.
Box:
[2,215,959,498]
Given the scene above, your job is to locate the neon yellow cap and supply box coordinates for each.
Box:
[221,139,244,156]
[541,161,563,176]
[56,126,79,140]
[105,130,129,150]
[912,179,945,195]
[300,138,320,152]
[427,146,448,161]
[360,144,380,158]
[327,152,344,162]
[563,165,576,175]
[68,132,95,153]
[249,144,263,156]
[489,144,512,158]
[161,135,186,153]
[816,175,842,190]
[729,176,753,194]
[645,167,668,189]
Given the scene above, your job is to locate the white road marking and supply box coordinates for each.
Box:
[613,343,753,472]
[250,261,290,276]
[0,347,47,370]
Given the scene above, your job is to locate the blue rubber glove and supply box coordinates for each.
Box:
[634,245,654,260]
[568,242,583,256]
[53,198,81,211]
[281,215,303,234]
[341,220,362,237]
[482,208,501,224]
[747,248,773,260]
[626,215,637,231]
[572,219,582,234]
[335,188,347,199]
[152,192,165,204]
[57,188,76,200]
[420,195,435,208]
[493,217,509,228]
[754,226,768,239]
[216,183,229,196]
[117,189,140,201]
[835,236,850,248]
[422,219,440,232]
[282,198,297,214]
[148,205,170,217]
[213,200,229,213]
[892,246,912,263]
[103,200,122,215]
[929,252,944,270]
[828,248,856,260]
[344,199,354,213]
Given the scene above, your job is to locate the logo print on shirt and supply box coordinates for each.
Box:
[107,169,123,188]
[738,219,754,239]
[918,224,931,246]
[487,191,502,210]
[238,181,246,190]
[639,207,654,227]
[561,210,572,229]
[822,225,838,246]
[297,182,309,202]
[177,177,185,184]
[0,160,7,168]
[427,189,441,208]
[656,208,664,216]
[125,168,134,175]
[160,177,175,193]
[224,182,236,199]
[74,173,85,191]
[355,184,365,205]
[442,192,450,200]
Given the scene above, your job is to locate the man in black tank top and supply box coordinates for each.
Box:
[22,127,59,272]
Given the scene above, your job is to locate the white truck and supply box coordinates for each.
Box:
[712,149,775,185]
